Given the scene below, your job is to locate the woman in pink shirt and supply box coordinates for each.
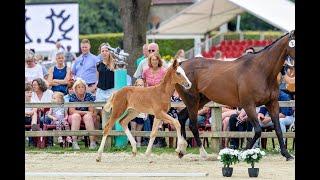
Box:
[142,53,166,87]
[142,53,167,147]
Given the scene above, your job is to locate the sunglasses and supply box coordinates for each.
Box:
[148,49,156,52]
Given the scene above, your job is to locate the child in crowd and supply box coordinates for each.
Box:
[47,92,72,147]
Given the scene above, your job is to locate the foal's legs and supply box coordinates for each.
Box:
[145,118,162,156]
[119,110,139,156]
[266,100,294,161]
[157,112,187,157]
[96,111,118,162]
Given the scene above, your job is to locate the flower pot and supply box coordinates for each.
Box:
[248,167,259,177]
[222,167,233,177]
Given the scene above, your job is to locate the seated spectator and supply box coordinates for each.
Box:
[47,92,72,147]
[30,78,54,131]
[221,106,238,147]
[228,108,253,149]
[68,78,97,150]
[25,83,37,146]
[25,49,44,83]
[47,52,71,95]
[214,50,223,60]
[186,106,210,127]
[243,47,255,55]
[64,80,75,102]
[257,90,294,145]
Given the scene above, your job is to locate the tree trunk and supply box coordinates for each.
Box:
[119,0,151,77]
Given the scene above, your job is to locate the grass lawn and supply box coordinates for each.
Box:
[25,137,295,156]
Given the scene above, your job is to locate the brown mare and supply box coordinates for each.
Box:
[176,30,295,161]
[96,59,191,162]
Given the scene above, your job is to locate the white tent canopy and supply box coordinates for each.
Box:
[147,0,295,37]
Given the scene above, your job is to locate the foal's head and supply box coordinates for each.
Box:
[167,58,192,89]
[285,30,295,67]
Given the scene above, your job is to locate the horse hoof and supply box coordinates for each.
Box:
[132,152,137,157]
[178,152,184,159]
[286,156,294,161]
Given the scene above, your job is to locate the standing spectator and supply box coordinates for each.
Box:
[142,53,167,87]
[142,53,167,147]
[214,50,223,60]
[72,39,100,94]
[68,79,97,150]
[133,43,168,79]
[96,42,110,61]
[25,49,44,83]
[48,40,65,63]
[174,49,186,62]
[64,45,76,68]
[95,45,115,102]
[47,52,71,95]
[34,53,48,77]
[135,44,149,70]
[47,92,72,147]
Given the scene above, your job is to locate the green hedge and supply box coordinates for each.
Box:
[152,39,194,57]
[79,33,194,57]
[79,33,123,55]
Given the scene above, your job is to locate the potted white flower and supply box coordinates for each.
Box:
[218,148,240,177]
[239,148,266,177]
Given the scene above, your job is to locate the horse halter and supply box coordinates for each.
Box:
[286,30,295,67]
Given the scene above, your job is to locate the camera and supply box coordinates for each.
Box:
[106,45,129,68]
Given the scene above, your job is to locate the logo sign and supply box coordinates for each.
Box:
[25,3,79,53]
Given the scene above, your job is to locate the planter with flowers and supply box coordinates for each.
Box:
[218,148,240,177]
[239,148,266,177]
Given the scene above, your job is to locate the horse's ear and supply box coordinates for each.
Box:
[172,58,178,69]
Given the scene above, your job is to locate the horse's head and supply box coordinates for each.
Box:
[170,58,192,89]
[285,30,295,67]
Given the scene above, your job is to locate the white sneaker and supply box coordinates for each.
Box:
[89,142,97,150]
[72,142,80,150]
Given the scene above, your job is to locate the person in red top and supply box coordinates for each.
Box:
[142,53,166,86]
[142,53,167,147]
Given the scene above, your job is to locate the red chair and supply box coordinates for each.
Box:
[246,39,253,46]
[220,40,226,46]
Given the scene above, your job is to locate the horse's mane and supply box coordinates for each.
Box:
[252,32,289,54]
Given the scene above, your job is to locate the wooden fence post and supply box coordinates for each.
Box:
[211,105,222,153]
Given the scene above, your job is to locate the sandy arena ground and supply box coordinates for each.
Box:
[25,152,294,180]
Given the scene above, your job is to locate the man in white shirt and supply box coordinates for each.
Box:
[133,43,168,79]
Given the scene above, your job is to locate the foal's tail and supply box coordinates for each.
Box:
[103,93,115,113]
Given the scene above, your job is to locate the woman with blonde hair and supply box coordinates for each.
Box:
[95,44,115,102]
[68,78,96,150]
[174,49,186,62]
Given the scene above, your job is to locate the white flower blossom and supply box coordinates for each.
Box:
[252,154,257,159]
